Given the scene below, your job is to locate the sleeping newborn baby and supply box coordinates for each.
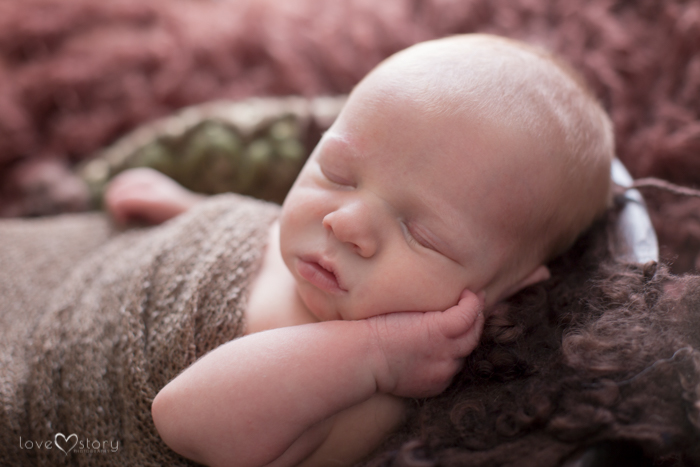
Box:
[107,34,613,466]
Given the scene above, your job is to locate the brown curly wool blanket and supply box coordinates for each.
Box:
[359,215,700,467]
[0,194,278,465]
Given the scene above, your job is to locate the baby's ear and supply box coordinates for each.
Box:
[500,265,551,301]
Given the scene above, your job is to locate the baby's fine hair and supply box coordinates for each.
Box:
[377,34,614,268]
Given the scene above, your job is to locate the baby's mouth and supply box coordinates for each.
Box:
[297,257,347,293]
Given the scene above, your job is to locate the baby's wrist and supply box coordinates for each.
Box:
[361,319,398,395]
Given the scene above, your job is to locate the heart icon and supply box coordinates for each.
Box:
[54,433,78,455]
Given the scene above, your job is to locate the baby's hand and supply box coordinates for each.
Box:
[365,290,485,398]
[105,168,204,225]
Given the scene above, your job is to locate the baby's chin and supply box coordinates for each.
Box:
[296,281,447,321]
[295,285,343,322]
[297,288,387,322]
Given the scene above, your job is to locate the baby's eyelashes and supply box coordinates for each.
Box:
[319,162,356,188]
[401,222,436,251]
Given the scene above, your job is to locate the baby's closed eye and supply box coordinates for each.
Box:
[320,163,355,188]
[401,222,436,251]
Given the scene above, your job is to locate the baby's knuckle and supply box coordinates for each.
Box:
[456,310,476,331]
[459,335,480,355]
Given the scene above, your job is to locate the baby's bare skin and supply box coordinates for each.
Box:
[105,168,204,226]
[108,173,421,465]
[110,33,614,466]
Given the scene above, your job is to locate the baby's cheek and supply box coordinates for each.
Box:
[368,260,463,313]
[282,186,322,221]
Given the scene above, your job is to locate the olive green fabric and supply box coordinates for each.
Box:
[80,96,346,207]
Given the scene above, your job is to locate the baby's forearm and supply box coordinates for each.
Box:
[152,320,379,467]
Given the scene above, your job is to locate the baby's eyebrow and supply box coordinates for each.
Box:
[321,131,350,151]
[321,131,367,162]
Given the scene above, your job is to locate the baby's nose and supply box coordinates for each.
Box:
[322,202,377,258]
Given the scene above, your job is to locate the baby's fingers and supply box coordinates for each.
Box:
[437,290,485,339]
[454,307,485,357]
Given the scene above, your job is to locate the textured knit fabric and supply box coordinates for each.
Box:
[0,194,279,465]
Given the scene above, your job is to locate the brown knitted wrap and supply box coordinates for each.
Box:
[0,194,279,465]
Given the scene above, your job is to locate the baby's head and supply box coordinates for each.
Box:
[279,34,613,321]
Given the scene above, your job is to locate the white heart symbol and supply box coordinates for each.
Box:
[54,433,78,455]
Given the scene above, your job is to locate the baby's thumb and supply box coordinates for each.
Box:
[438,290,485,339]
